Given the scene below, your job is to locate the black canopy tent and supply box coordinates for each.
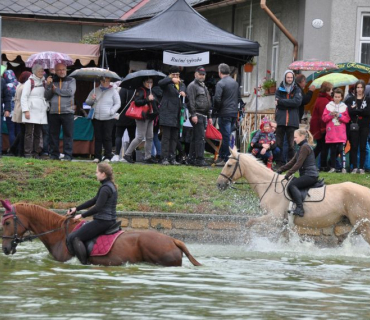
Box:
[101,0,259,71]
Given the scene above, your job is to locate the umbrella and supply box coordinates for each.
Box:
[25,51,73,69]
[69,67,121,82]
[179,96,187,137]
[0,65,6,76]
[120,70,166,89]
[311,73,358,88]
[289,60,338,71]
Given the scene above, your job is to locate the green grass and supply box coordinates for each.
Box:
[0,157,369,215]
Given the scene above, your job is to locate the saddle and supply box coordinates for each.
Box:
[284,178,326,203]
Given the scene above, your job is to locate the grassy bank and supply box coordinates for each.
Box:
[0,157,369,215]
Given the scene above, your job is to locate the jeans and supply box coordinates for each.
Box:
[161,126,179,160]
[189,115,207,161]
[151,126,161,157]
[349,126,369,169]
[5,117,16,146]
[48,114,74,160]
[92,119,116,160]
[328,143,344,169]
[218,117,237,161]
[275,126,296,165]
[115,125,136,157]
[125,119,153,159]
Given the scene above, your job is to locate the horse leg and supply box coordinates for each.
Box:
[246,211,285,228]
[356,220,370,247]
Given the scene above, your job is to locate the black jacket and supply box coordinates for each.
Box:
[134,87,159,120]
[275,81,302,128]
[186,79,211,118]
[213,75,240,117]
[345,96,370,129]
[158,77,186,128]
[1,78,12,114]
[298,87,314,120]
[116,88,136,127]
[78,179,117,221]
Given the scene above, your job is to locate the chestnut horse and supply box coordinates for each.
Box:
[1,202,201,267]
[216,147,370,246]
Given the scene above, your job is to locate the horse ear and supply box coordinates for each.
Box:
[229,146,238,157]
[0,199,12,212]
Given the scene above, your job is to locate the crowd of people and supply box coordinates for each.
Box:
[1,62,241,167]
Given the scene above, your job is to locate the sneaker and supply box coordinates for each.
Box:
[342,168,347,174]
[123,154,134,163]
[328,168,336,173]
[111,155,120,162]
[351,168,358,174]
[359,169,365,174]
[215,159,226,166]
[93,158,100,163]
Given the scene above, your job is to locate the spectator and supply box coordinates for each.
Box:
[123,77,159,164]
[44,63,76,161]
[11,71,32,157]
[111,87,136,162]
[1,76,12,157]
[344,85,355,103]
[151,86,163,162]
[274,70,302,168]
[21,64,48,158]
[158,66,186,165]
[365,79,370,97]
[345,80,370,174]
[295,74,315,122]
[186,66,212,166]
[213,63,240,166]
[85,77,121,163]
[310,81,333,170]
[322,88,350,173]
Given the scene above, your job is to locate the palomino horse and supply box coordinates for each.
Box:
[216,147,370,246]
[1,201,201,267]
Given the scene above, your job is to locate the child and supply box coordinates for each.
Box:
[250,118,275,169]
[322,88,350,173]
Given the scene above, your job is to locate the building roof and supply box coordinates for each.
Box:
[0,0,142,21]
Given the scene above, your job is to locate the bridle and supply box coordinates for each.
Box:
[2,206,68,252]
[219,154,243,184]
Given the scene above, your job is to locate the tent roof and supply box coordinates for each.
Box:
[102,0,259,59]
[1,37,100,66]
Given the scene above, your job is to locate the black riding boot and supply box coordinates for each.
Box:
[289,185,305,217]
[72,237,88,265]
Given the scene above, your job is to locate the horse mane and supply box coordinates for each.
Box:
[14,203,68,229]
[240,153,274,173]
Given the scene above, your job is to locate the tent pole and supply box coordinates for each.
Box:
[0,16,2,157]
[254,55,259,129]
[101,48,106,69]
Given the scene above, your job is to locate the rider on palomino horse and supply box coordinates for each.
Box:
[275,128,319,217]
[66,163,118,264]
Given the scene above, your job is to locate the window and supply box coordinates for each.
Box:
[242,25,253,95]
[360,14,370,64]
[271,23,279,81]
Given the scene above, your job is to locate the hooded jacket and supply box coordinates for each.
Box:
[275,70,302,128]
[310,92,332,140]
[44,75,76,115]
[322,101,350,143]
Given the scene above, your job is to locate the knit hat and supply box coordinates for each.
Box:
[260,117,271,130]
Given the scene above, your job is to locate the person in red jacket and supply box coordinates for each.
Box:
[309,81,333,170]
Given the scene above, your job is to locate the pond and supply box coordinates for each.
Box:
[1,234,370,320]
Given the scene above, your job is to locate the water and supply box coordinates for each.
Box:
[1,234,370,320]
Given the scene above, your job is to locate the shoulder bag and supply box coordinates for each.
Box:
[126,88,150,120]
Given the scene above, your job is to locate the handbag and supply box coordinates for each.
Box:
[350,122,359,132]
[126,88,150,120]
[205,123,222,140]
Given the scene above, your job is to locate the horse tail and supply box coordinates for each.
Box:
[173,239,202,266]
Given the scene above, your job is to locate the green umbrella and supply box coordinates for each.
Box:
[1,65,6,76]
[311,73,358,88]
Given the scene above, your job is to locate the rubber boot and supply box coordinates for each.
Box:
[266,160,273,170]
[288,185,305,217]
[72,237,88,265]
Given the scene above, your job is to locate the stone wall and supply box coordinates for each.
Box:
[0,209,353,247]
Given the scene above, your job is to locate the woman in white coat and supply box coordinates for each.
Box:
[21,64,48,158]
[85,77,120,162]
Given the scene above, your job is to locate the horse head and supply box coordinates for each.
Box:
[216,147,243,191]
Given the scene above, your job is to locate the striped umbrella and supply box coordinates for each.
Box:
[25,51,73,69]
[289,60,338,71]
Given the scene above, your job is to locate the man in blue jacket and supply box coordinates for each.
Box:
[0,78,12,157]
[213,63,240,166]
[274,70,302,167]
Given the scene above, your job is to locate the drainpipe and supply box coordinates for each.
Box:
[260,0,298,61]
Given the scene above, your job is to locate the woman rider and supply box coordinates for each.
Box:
[66,163,118,264]
[276,128,319,217]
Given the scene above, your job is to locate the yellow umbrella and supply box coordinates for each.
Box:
[311,73,358,88]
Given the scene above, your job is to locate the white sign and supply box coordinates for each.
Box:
[312,19,324,29]
[163,51,209,67]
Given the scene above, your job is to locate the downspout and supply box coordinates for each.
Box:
[260,0,298,61]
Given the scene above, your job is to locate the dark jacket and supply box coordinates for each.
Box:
[116,87,136,127]
[281,140,319,178]
[134,87,159,120]
[1,78,12,114]
[345,96,370,129]
[158,77,186,128]
[310,92,332,140]
[44,76,76,114]
[275,81,302,128]
[77,179,117,221]
[298,87,314,120]
[186,79,211,118]
[213,75,240,117]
